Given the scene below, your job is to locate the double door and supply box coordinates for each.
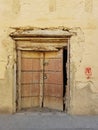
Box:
[17,50,64,111]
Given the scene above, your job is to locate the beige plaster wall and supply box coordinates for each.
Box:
[0,0,98,114]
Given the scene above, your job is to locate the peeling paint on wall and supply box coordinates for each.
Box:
[75,81,97,93]
[70,27,85,42]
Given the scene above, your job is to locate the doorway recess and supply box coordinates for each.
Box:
[10,28,71,112]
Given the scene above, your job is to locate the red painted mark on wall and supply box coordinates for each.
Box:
[85,67,92,79]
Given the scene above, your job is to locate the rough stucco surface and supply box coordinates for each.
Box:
[0,0,98,114]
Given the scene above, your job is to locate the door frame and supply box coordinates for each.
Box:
[10,28,71,112]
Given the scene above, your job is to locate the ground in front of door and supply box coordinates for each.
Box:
[0,112,98,130]
[20,107,64,113]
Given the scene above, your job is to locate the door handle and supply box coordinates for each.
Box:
[43,61,49,66]
[44,73,47,79]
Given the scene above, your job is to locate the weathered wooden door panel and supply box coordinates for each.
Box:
[21,51,41,108]
[43,50,63,111]
[19,50,63,110]
[21,72,41,84]
[44,84,63,97]
[21,98,32,108]
[21,72,33,84]
[44,72,63,84]
[44,59,62,71]
[21,85,31,97]
[44,97,63,110]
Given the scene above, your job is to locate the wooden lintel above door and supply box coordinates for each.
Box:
[10,29,71,51]
[10,29,72,39]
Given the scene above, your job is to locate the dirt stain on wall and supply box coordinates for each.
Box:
[85,0,93,13]
[12,0,20,15]
[49,0,56,12]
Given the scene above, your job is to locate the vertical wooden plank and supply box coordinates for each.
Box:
[21,51,41,109]
[44,50,64,111]
[17,50,21,110]
[40,53,44,107]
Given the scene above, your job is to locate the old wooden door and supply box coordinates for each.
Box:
[20,51,42,109]
[43,50,63,110]
[18,50,63,111]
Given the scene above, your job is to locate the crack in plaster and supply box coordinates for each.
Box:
[75,81,97,93]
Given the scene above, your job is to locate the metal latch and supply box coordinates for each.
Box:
[44,73,47,79]
[43,61,49,66]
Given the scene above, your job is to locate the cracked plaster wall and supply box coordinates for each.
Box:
[0,0,98,114]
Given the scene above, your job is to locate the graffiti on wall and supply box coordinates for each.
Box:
[85,67,92,79]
